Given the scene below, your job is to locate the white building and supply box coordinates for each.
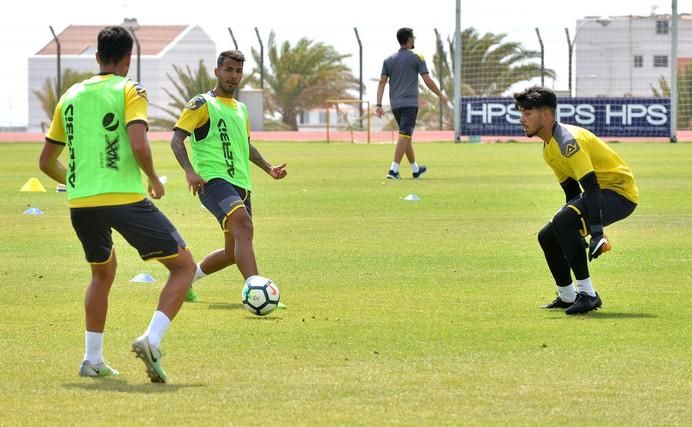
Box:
[575,13,692,97]
[297,104,384,132]
[28,23,216,132]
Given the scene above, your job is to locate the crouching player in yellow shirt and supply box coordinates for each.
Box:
[514,86,639,315]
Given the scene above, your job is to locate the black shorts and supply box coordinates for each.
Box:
[70,199,187,263]
[392,106,419,138]
[199,178,252,230]
[561,189,637,234]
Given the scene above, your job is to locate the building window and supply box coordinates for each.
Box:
[653,55,668,68]
[300,111,310,124]
[318,111,328,124]
[634,55,643,68]
[656,20,669,35]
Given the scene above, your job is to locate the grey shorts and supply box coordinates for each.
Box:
[199,178,252,230]
[392,106,419,138]
[559,189,637,235]
[70,199,186,263]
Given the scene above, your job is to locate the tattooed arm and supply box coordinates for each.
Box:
[170,129,194,170]
[171,128,207,195]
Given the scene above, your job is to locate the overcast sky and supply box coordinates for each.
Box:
[0,0,686,127]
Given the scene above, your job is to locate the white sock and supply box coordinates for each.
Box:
[390,162,399,173]
[192,264,207,283]
[411,162,420,173]
[144,311,171,349]
[576,277,597,297]
[557,283,577,303]
[84,331,104,364]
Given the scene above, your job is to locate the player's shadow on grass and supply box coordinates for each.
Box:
[206,302,244,310]
[242,315,283,321]
[205,302,283,320]
[588,312,657,319]
[550,312,657,319]
[63,379,204,393]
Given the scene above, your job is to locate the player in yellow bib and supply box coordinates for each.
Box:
[39,26,196,382]
[170,50,287,301]
[514,86,639,315]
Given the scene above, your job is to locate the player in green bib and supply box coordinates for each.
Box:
[170,50,287,301]
[38,26,196,383]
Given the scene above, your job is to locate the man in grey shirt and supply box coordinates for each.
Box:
[376,27,447,179]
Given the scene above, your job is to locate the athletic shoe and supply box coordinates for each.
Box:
[386,170,401,179]
[541,294,574,309]
[79,360,119,377]
[412,165,427,179]
[185,287,199,302]
[131,336,167,383]
[565,292,602,315]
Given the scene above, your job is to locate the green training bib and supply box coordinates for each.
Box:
[60,75,145,200]
[190,94,251,190]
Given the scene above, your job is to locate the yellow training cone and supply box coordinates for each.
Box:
[20,177,46,192]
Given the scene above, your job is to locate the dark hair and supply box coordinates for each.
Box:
[97,26,133,65]
[396,27,414,45]
[513,85,557,111]
[217,50,245,67]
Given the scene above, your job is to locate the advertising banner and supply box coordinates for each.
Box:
[460,97,671,137]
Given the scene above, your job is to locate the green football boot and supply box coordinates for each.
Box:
[185,287,199,302]
[131,336,167,383]
[79,360,119,377]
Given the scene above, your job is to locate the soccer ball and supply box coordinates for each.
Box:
[241,276,280,316]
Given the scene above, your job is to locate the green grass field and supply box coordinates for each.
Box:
[0,141,690,426]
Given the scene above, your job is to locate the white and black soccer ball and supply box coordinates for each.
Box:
[241,276,280,316]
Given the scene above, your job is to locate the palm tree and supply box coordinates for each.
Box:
[678,67,692,129]
[246,32,360,130]
[651,67,692,129]
[417,28,555,130]
[34,69,94,127]
[416,29,469,130]
[650,75,670,98]
[461,28,555,95]
[149,60,217,130]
